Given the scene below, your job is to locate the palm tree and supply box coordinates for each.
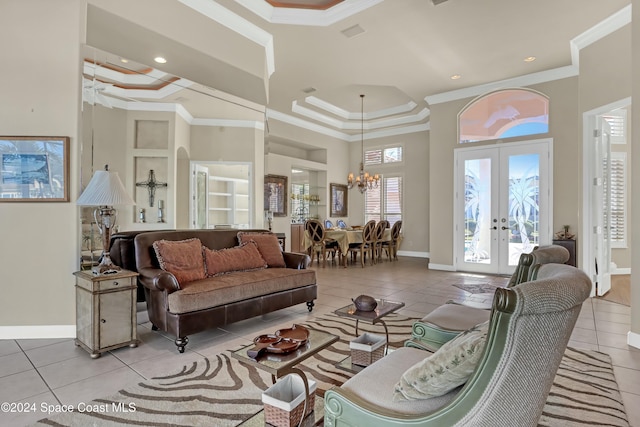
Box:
[508,170,539,251]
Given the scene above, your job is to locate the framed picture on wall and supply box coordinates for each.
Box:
[264,174,288,217]
[0,136,70,202]
[330,183,348,217]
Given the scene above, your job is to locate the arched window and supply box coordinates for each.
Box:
[458,89,549,144]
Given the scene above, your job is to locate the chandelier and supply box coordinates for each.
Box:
[347,94,379,193]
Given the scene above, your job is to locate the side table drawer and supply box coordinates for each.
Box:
[75,274,135,292]
[97,276,134,291]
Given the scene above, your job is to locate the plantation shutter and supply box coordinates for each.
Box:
[602,109,626,145]
[365,149,382,166]
[608,152,626,247]
[384,176,403,226]
[365,183,381,223]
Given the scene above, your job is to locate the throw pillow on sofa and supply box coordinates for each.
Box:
[153,238,206,285]
[393,320,490,401]
[237,232,286,268]
[204,241,268,277]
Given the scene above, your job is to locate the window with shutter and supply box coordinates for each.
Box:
[607,152,626,248]
[364,145,403,165]
[602,109,627,145]
[365,175,403,227]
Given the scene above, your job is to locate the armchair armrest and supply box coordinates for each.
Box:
[283,252,310,269]
[137,267,180,293]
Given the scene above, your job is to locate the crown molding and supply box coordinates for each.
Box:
[267,108,429,141]
[292,100,430,130]
[178,0,275,76]
[425,65,578,106]
[191,118,264,130]
[571,4,631,67]
[304,96,419,120]
[84,61,170,86]
[234,0,383,26]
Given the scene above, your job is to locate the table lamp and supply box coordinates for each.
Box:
[77,165,135,274]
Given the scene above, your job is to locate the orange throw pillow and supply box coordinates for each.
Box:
[152,238,205,285]
[204,241,267,277]
[237,232,286,268]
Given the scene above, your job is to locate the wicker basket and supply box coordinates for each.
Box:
[262,375,317,427]
[350,333,386,367]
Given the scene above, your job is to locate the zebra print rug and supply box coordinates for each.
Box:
[33,313,628,426]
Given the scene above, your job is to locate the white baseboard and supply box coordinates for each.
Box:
[428,263,456,271]
[613,268,631,275]
[628,331,640,350]
[396,250,429,258]
[0,325,76,340]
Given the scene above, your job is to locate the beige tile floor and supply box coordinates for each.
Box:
[1,257,639,426]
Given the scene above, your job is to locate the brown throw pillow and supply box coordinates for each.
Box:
[237,232,286,268]
[152,238,205,285]
[204,241,267,277]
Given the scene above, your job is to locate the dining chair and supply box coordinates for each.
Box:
[305,219,339,267]
[373,220,388,263]
[382,220,402,261]
[347,220,376,268]
[336,219,347,229]
[324,219,333,229]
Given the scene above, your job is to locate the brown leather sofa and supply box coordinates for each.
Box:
[134,229,317,353]
[109,230,174,302]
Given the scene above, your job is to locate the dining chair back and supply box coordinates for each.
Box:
[373,221,387,262]
[382,220,402,261]
[305,219,339,267]
[348,220,376,268]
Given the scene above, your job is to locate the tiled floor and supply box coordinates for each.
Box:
[1,257,639,426]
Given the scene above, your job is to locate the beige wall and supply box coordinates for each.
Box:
[0,0,82,333]
[349,132,430,256]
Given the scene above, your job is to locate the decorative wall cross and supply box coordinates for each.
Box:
[136,169,167,207]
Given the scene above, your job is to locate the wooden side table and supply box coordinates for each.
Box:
[552,239,577,267]
[74,269,139,358]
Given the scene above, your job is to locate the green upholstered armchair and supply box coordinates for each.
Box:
[406,245,570,351]
[324,263,591,427]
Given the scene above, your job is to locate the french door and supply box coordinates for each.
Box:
[455,140,552,275]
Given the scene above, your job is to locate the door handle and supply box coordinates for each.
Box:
[501,226,510,230]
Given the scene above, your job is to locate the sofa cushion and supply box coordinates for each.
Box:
[394,320,489,401]
[152,238,205,285]
[204,241,267,277]
[341,347,459,415]
[237,232,286,268]
[167,268,316,314]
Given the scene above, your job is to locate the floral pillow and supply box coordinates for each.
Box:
[152,238,206,285]
[393,320,490,401]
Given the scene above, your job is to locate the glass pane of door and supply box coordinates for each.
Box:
[506,153,540,267]
[464,157,493,265]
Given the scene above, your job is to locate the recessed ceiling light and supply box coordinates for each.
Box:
[120,58,129,63]
[450,74,461,80]
[524,56,536,62]
[154,56,167,64]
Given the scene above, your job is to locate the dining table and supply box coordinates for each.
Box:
[302,227,393,267]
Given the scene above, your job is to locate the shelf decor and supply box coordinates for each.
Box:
[0,136,70,202]
[330,183,348,217]
[265,174,288,217]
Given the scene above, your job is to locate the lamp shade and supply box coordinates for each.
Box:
[77,168,135,206]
